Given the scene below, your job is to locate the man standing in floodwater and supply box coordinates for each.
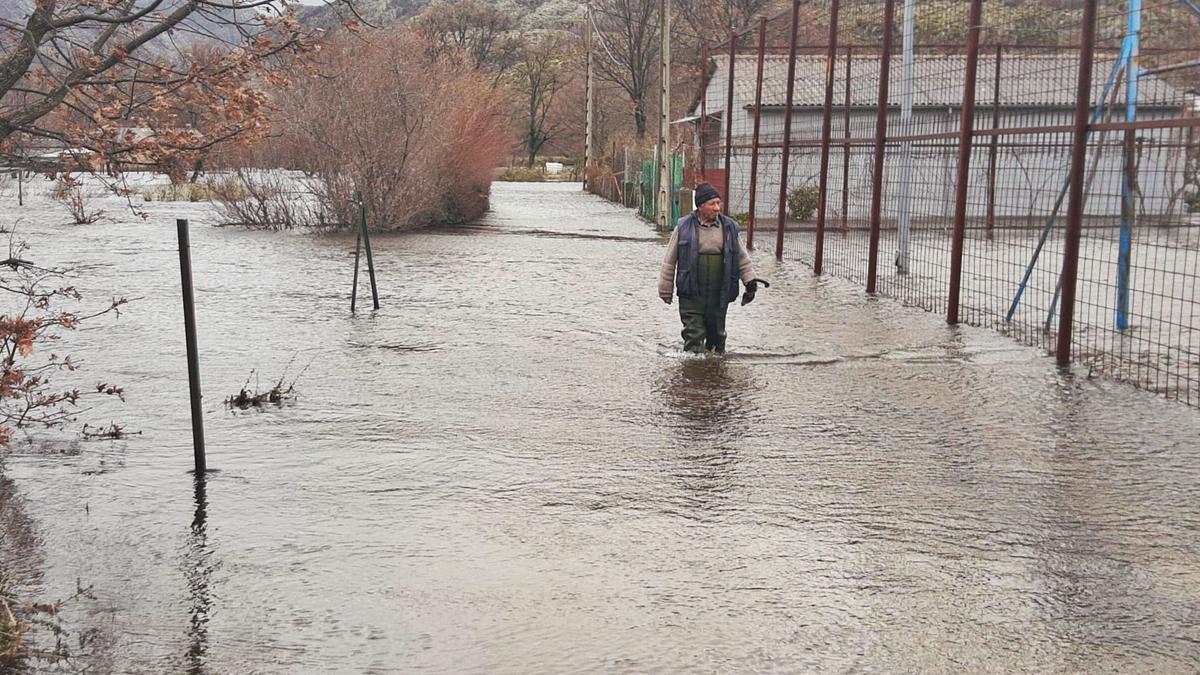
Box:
[658,182,768,353]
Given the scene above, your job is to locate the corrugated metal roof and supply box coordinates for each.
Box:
[703,54,1184,112]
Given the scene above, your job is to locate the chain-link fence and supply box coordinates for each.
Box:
[691,0,1199,405]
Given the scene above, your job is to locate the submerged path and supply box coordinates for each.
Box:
[3,180,1199,672]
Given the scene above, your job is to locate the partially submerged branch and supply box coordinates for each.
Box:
[224,355,312,409]
[0,240,128,448]
[80,421,139,440]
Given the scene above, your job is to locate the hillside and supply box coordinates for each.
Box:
[297,0,583,31]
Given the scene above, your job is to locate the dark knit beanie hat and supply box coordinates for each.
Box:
[693,182,721,208]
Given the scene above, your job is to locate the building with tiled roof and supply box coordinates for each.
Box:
[689,53,1192,223]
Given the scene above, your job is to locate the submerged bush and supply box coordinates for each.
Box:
[141,182,216,203]
[50,175,104,224]
[210,170,333,230]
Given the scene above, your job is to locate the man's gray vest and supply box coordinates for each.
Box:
[673,212,741,307]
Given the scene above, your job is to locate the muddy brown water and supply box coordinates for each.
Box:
[1,181,1199,673]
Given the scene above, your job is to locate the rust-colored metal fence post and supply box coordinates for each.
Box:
[814,0,841,275]
[946,0,984,324]
[723,30,737,203]
[985,44,1002,240]
[746,16,767,250]
[866,0,897,293]
[699,44,709,183]
[1056,0,1099,366]
[775,0,802,259]
[841,47,852,231]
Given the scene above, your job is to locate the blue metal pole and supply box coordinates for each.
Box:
[896,0,915,275]
[1116,0,1140,330]
[1005,46,1128,324]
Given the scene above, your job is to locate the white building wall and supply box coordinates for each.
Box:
[714,107,1186,224]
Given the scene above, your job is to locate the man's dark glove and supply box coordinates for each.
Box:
[741,278,770,306]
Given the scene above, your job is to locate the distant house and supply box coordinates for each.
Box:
[690,54,1192,224]
[112,126,156,145]
[6,126,162,173]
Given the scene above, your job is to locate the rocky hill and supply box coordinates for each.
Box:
[297,0,583,32]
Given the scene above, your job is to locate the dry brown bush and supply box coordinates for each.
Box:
[50,176,104,225]
[208,169,330,230]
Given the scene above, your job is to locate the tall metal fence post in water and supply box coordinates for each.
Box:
[946,0,984,325]
[866,0,897,293]
[746,16,767,251]
[176,218,206,474]
[774,0,802,259]
[813,0,841,275]
[353,191,380,311]
[1056,0,1099,367]
[723,29,737,203]
[350,231,362,312]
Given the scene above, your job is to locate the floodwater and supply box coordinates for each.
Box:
[1,180,1199,673]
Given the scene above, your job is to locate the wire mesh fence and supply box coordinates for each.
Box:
[623,0,1200,405]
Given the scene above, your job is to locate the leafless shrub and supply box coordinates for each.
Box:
[49,176,104,225]
[208,170,331,230]
[218,29,508,231]
[141,182,215,203]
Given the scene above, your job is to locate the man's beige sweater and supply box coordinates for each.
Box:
[658,219,756,301]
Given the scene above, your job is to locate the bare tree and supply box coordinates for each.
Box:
[673,0,777,40]
[412,0,524,77]
[508,32,575,166]
[0,0,344,178]
[591,0,660,139]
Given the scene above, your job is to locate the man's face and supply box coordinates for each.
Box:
[698,197,722,221]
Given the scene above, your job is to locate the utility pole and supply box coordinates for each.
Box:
[656,0,671,230]
[584,3,595,192]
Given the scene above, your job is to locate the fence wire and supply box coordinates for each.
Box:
[589,0,1200,406]
[686,0,1200,403]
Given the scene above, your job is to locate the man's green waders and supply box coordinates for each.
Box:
[678,251,727,353]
